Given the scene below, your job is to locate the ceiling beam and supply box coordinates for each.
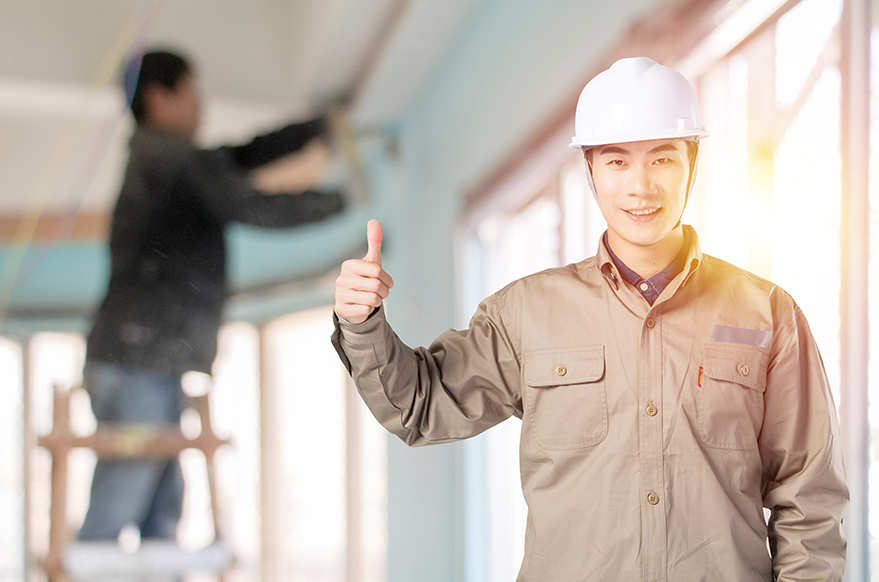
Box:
[0,212,108,243]
[347,0,412,107]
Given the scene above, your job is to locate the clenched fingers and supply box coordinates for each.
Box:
[334,258,394,324]
[336,272,391,300]
[339,258,394,290]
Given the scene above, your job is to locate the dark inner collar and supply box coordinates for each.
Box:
[603,231,690,304]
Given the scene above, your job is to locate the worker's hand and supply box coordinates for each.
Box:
[250,140,332,194]
[334,219,394,324]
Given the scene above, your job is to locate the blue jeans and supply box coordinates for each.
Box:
[78,362,187,541]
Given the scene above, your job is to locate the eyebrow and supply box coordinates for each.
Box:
[647,144,679,155]
[596,143,680,156]
[597,146,630,156]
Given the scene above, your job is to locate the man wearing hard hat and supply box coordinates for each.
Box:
[332,57,847,580]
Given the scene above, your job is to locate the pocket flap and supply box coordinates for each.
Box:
[525,345,605,387]
[702,343,767,393]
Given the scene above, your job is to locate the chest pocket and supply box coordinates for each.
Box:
[696,343,768,450]
[524,346,607,451]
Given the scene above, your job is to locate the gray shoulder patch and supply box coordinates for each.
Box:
[710,324,772,349]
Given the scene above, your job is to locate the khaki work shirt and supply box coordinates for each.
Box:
[331,226,847,581]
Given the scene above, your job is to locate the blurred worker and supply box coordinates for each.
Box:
[80,49,345,542]
[331,57,847,580]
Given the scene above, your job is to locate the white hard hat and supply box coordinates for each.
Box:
[569,57,709,149]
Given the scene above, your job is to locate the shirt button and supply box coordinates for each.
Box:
[555,365,567,376]
[646,403,658,417]
[647,492,659,505]
[645,319,655,329]
[639,282,649,292]
[739,364,750,376]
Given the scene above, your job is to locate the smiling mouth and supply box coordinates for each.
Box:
[626,208,659,216]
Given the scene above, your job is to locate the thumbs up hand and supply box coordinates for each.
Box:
[334,220,395,324]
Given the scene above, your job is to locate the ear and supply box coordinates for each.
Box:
[583,148,594,175]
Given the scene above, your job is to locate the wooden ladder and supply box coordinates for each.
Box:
[37,386,231,581]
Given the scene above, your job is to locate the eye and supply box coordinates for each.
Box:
[606,159,626,167]
[653,157,672,165]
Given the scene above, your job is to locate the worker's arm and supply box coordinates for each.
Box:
[184,145,346,228]
[331,220,522,446]
[760,303,848,581]
[218,117,328,169]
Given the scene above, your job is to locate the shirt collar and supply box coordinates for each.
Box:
[597,237,621,289]
[679,224,703,286]
[604,231,644,289]
[596,225,703,293]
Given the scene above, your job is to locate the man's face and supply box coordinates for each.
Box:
[146,72,202,140]
[589,138,690,255]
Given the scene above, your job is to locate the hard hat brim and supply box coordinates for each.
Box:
[569,127,710,150]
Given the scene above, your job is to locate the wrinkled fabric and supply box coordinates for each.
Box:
[332,225,847,582]
[87,122,345,375]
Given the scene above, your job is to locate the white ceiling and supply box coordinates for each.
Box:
[0,0,481,214]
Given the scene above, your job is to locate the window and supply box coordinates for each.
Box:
[0,336,24,582]
[695,0,844,407]
[868,0,879,574]
[260,306,388,582]
[459,0,873,578]
[2,306,387,582]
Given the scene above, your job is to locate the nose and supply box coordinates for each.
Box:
[626,163,657,196]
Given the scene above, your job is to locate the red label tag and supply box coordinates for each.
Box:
[698,366,703,387]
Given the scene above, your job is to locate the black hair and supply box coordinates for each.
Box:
[124,50,192,124]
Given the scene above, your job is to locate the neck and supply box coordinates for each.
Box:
[606,227,685,279]
[143,119,196,143]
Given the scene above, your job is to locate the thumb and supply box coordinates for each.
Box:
[364,219,383,265]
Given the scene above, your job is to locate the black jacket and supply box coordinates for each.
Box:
[86,119,345,374]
